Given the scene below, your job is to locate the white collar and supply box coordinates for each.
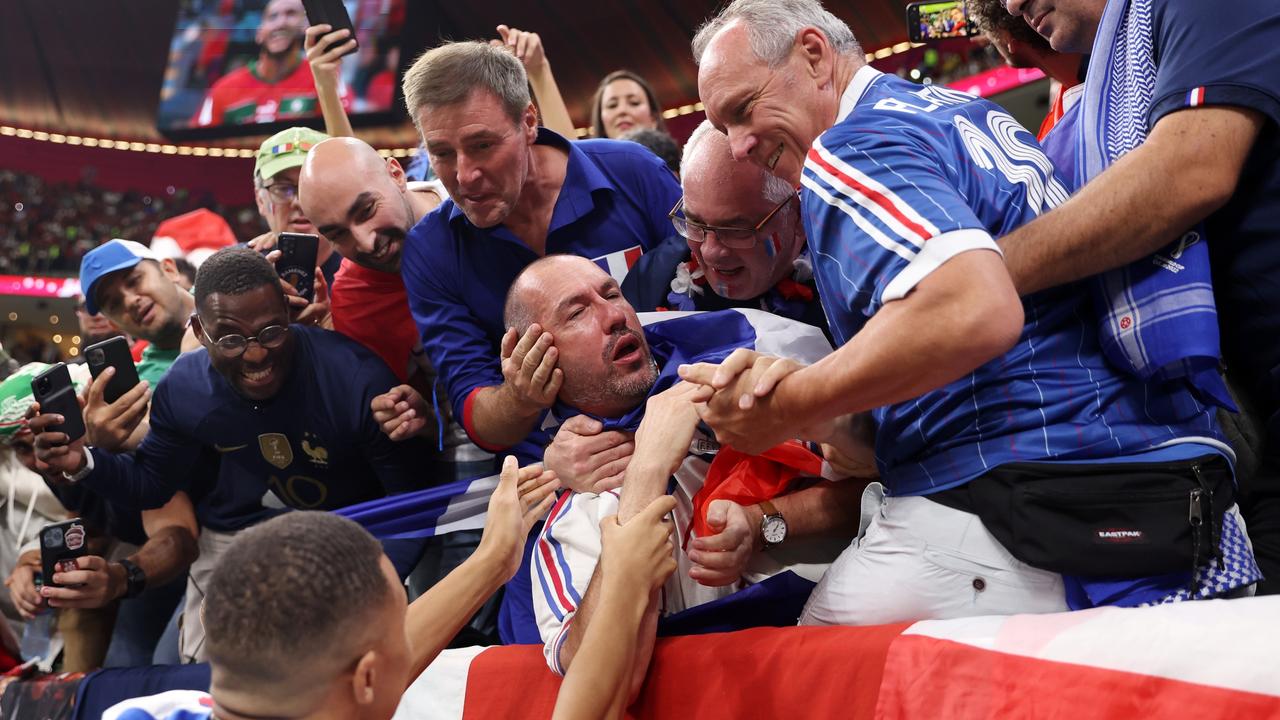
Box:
[836,64,884,124]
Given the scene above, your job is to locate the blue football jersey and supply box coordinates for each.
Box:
[801,67,1225,496]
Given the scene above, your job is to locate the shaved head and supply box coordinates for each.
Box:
[299,137,416,273]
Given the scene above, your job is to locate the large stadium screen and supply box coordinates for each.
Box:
[156,0,406,137]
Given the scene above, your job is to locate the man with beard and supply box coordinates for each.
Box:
[297,136,491,477]
[195,0,344,127]
[510,255,861,690]
[31,246,429,661]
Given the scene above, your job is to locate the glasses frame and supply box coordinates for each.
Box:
[668,193,796,249]
[259,181,298,204]
[193,315,291,359]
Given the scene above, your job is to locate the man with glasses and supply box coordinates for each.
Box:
[250,127,342,288]
[622,120,825,336]
[31,246,429,661]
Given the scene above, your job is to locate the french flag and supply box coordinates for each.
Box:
[1187,86,1206,107]
[398,597,1280,718]
[592,244,644,283]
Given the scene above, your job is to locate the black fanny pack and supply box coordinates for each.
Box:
[931,455,1232,578]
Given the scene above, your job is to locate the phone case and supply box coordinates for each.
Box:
[302,0,358,52]
[30,363,86,442]
[86,336,141,405]
[40,518,89,588]
[276,233,319,304]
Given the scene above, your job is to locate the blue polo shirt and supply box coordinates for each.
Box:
[1141,0,1280,428]
[79,326,432,532]
[401,128,681,459]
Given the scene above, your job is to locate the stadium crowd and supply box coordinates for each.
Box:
[1,0,1278,716]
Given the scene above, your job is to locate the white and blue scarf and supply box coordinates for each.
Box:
[1079,0,1234,410]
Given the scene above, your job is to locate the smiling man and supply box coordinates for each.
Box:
[194,0,338,127]
[33,246,430,660]
[621,120,824,336]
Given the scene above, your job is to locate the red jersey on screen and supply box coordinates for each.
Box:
[330,260,417,382]
[194,59,345,127]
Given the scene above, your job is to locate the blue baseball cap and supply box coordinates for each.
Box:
[79,239,160,315]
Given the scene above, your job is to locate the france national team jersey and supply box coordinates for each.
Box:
[801,67,1227,497]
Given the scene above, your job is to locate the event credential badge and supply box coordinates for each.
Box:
[258,433,294,470]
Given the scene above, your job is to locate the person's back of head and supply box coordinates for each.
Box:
[968,0,1057,69]
[205,511,409,720]
[618,127,682,176]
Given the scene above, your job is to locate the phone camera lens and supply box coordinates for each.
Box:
[37,378,49,393]
[88,349,105,365]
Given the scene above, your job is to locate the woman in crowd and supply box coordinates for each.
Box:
[590,70,667,139]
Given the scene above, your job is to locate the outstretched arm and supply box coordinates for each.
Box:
[403,457,559,681]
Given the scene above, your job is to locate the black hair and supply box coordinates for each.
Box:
[173,257,198,286]
[967,0,1053,52]
[193,245,283,309]
[204,512,392,685]
[618,127,682,176]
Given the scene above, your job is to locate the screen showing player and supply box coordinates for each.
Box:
[157,0,406,134]
[910,1,976,41]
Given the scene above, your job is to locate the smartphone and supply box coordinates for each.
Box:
[907,1,980,43]
[30,363,86,443]
[302,0,359,56]
[85,336,141,405]
[40,518,89,588]
[275,232,319,304]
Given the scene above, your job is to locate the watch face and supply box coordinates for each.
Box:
[762,516,787,545]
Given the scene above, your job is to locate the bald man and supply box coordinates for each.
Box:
[299,138,484,465]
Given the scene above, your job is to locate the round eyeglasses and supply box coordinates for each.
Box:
[196,321,290,359]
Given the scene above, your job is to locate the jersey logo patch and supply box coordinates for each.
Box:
[302,433,329,467]
[259,433,294,469]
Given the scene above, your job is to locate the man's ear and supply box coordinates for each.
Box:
[387,157,407,192]
[159,258,183,284]
[523,102,539,142]
[351,650,380,707]
[254,185,270,218]
[796,27,831,82]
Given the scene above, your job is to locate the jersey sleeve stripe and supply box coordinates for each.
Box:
[534,492,577,620]
[801,172,919,262]
[808,142,940,243]
[881,228,1002,302]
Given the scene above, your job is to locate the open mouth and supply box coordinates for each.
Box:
[133,300,155,327]
[241,365,275,388]
[766,143,784,171]
[710,266,744,277]
[609,333,643,365]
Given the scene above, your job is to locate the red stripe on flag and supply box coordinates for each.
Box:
[806,147,933,244]
[876,634,1280,719]
[461,624,911,719]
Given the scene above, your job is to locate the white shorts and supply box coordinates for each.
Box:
[799,483,1069,626]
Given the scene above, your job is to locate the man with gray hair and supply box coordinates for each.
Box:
[684,0,1258,625]
[397,41,680,643]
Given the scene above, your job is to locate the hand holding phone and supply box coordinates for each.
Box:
[302,0,358,57]
[40,519,89,589]
[30,363,86,443]
[85,336,142,406]
[275,232,320,304]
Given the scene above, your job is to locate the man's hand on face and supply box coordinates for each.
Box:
[41,556,125,609]
[629,382,708,481]
[478,456,561,581]
[304,24,356,89]
[677,349,809,455]
[5,551,45,620]
[371,384,430,441]
[29,403,88,478]
[83,367,150,453]
[544,415,634,494]
[687,499,755,587]
[599,494,678,595]
[499,324,563,416]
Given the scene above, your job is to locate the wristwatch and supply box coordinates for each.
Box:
[118,558,147,599]
[759,499,788,549]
